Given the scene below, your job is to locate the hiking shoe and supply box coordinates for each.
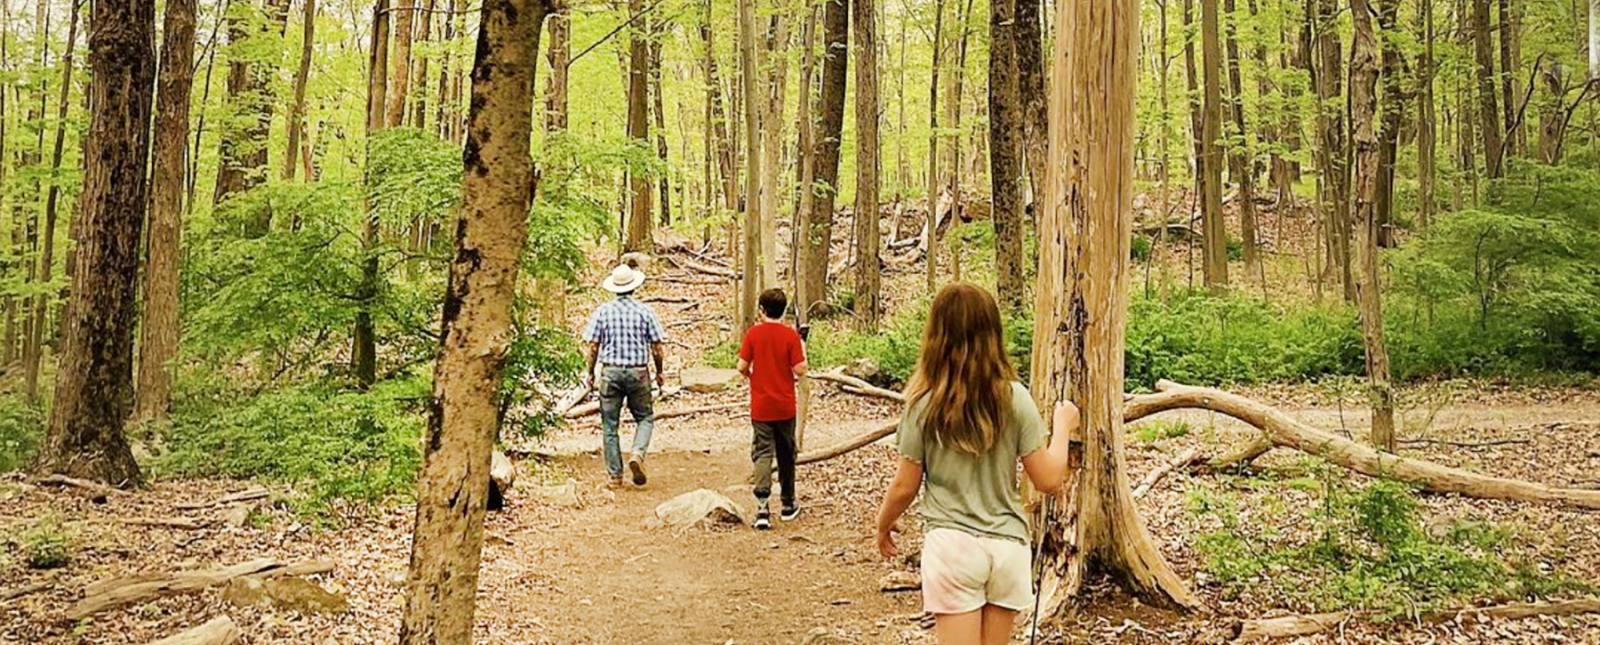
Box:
[780,502,800,522]
[754,498,772,530]
[627,454,647,486]
[606,476,625,490]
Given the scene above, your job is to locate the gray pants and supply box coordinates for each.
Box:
[599,366,654,478]
[751,418,797,504]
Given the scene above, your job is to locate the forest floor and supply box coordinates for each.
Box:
[6,207,1600,644]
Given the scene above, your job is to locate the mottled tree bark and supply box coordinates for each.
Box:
[1016,0,1047,214]
[35,0,155,486]
[738,0,762,331]
[1032,0,1200,615]
[1472,0,1503,178]
[1375,0,1404,247]
[1417,0,1436,228]
[760,5,789,288]
[135,0,198,425]
[990,0,1025,312]
[397,0,552,641]
[924,0,944,291]
[214,0,287,219]
[284,0,316,180]
[355,0,391,389]
[545,7,569,131]
[387,0,415,127]
[1348,0,1395,452]
[1222,0,1258,274]
[1312,0,1352,301]
[625,0,653,253]
[1200,0,1229,292]
[801,0,847,316]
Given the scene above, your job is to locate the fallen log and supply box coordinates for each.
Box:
[1398,437,1530,449]
[66,559,322,620]
[122,517,208,530]
[1202,435,1275,472]
[1132,449,1202,500]
[34,474,129,497]
[1,582,50,601]
[554,384,592,416]
[642,295,692,304]
[1234,598,1600,640]
[663,254,737,279]
[798,421,899,465]
[145,616,240,645]
[655,402,744,420]
[175,487,269,511]
[808,370,904,403]
[1129,381,1600,510]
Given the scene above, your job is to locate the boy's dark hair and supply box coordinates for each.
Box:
[758,288,788,320]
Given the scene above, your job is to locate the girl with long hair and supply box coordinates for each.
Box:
[875,283,1077,645]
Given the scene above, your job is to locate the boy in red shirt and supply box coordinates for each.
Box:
[737,288,809,530]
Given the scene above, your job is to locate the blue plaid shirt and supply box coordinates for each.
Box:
[583,296,667,367]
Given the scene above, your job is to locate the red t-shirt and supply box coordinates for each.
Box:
[738,322,807,422]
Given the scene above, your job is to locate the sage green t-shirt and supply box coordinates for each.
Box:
[897,381,1047,545]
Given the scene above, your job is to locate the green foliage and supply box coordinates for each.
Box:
[1131,419,1190,443]
[802,297,1034,386]
[0,395,43,472]
[1125,289,1363,388]
[21,514,72,570]
[155,377,428,516]
[1131,235,1153,262]
[1192,475,1591,616]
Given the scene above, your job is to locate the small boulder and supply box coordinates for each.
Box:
[531,479,581,508]
[223,503,254,528]
[680,367,743,394]
[223,576,349,614]
[654,489,746,529]
[489,451,517,511]
[879,571,921,592]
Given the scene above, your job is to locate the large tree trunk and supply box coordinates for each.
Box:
[651,32,671,227]
[1184,0,1204,291]
[214,0,286,219]
[625,0,653,253]
[989,0,1026,312]
[1222,0,1258,275]
[924,0,944,291]
[1312,0,1352,301]
[801,0,847,316]
[852,0,880,331]
[34,0,155,486]
[397,0,550,641]
[1375,0,1404,248]
[355,0,391,389]
[283,0,316,180]
[738,0,762,332]
[1472,0,1503,178]
[135,0,198,425]
[388,0,415,127]
[23,0,80,403]
[1032,0,1199,615]
[545,8,569,131]
[1417,0,1436,228]
[1349,0,1396,452]
[1199,0,1229,293]
[792,6,818,290]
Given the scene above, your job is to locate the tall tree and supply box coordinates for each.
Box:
[545,6,569,131]
[1184,0,1205,290]
[1312,0,1352,301]
[213,0,287,216]
[397,0,552,640]
[1348,0,1395,452]
[760,5,789,288]
[284,0,316,181]
[1499,0,1520,156]
[23,0,80,402]
[1374,0,1404,247]
[1016,0,1046,210]
[738,0,762,331]
[1032,0,1200,615]
[989,0,1025,311]
[853,0,881,331]
[1417,0,1436,229]
[1199,0,1229,292]
[410,0,436,128]
[355,0,391,389]
[800,0,847,317]
[1591,0,1599,80]
[34,0,155,485]
[1472,0,1503,178]
[135,0,198,425]
[651,30,671,227]
[0,0,13,367]
[387,0,415,127]
[624,0,653,252]
[924,0,945,291]
[699,0,736,215]
[1222,0,1258,274]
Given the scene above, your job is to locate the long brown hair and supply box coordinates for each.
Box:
[903,283,1017,455]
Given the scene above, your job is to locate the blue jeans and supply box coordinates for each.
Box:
[599,366,655,477]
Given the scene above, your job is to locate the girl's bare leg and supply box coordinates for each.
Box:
[933,609,984,645]
[981,604,1019,645]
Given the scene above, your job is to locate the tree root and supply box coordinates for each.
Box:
[1233,598,1600,640]
[803,380,1600,510]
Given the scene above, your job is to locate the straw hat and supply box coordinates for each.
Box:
[601,263,647,294]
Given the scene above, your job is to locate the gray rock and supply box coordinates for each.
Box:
[531,479,581,508]
[223,503,253,528]
[679,367,743,394]
[879,571,921,592]
[223,576,349,614]
[654,489,746,529]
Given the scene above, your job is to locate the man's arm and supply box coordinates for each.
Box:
[583,342,600,389]
[651,342,666,387]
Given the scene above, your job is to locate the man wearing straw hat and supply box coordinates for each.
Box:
[582,262,667,488]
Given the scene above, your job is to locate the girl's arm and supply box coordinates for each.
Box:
[1021,401,1081,494]
[875,457,923,558]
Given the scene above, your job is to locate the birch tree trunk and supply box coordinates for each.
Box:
[34,0,155,486]
[1349,0,1396,452]
[853,0,881,332]
[135,0,198,425]
[397,0,551,641]
[1032,0,1199,615]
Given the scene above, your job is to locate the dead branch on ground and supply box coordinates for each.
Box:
[1234,598,1600,640]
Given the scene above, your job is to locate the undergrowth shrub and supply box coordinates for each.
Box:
[1192,472,1592,617]
[20,514,72,570]
[0,394,43,472]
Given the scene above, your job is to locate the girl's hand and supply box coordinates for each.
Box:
[876,525,898,560]
[1053,401,1081,434]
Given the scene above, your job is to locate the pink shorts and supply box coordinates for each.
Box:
[919,528,1034,614]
